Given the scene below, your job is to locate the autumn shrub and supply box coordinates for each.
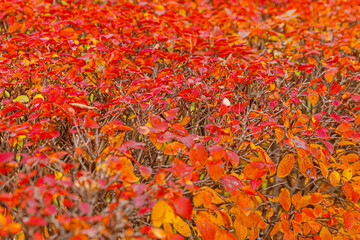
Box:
[1,0,360,239]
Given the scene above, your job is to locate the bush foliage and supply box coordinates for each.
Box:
[1,0,360,239]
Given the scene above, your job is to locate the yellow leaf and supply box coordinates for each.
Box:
[173,216,191,237]
[343,168,353,182]
[277,154,295,177]
[13,95,29,103]
[163,204,175,224]
[329,171,340,187]
[33,94,44,100]
[151,200,167,227]
[15,231,25,240]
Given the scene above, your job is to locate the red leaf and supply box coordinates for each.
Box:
[222,175,244,193]
[84,117,100,129]
[269,100,278,109]
[351,94,360,102]
[25,216,47,226]
[330,82,341,95]
[330,114,341,123]
[189,143,208,169]
[225,150,239,168]
[250,179,262,190]
[150,115,168,132]
[315,128,329,139]
[163,108,179,121]
[34,232,44,240]
[322,140,334,153]
[291,138,308,150]
[79,202,91,215]
[168,234,186,240]
[0,152,14,163]
[170,196,192,220]
[139,165,152,180]
[122,141,146,150]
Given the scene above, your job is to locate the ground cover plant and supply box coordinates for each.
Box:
[1,0,360,239]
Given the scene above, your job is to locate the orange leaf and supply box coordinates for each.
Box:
[195,214,216,240]
[284,230,294,240]
[279,188,291,211]
[270,222,281,237]
[173,216,191,237]
[8,22,21,33]
[344,211,354,231]
[193,190,212,208]
[319,162,329,179]
[308,92,319,106]
[7,222,22,234]
[180,116,191,125]
[189,143,208,169]
[302,222,311,235]
[277,154,295,177]
[149,132,163,150]
[207,145,225,162]
[345,153,359,162]
[308,56,317,66]
[163,142,186,155]
[236,193,254,216]
[324,67,337,83]
[294,212,302,223]
[319,227,331,239]
[292,192,303,210]
[274,127,285,143]
[309,193,323,205]
[297,149,316,178]
[314,205,322,218]
[126,85,141,95]
[207,160,224,182]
